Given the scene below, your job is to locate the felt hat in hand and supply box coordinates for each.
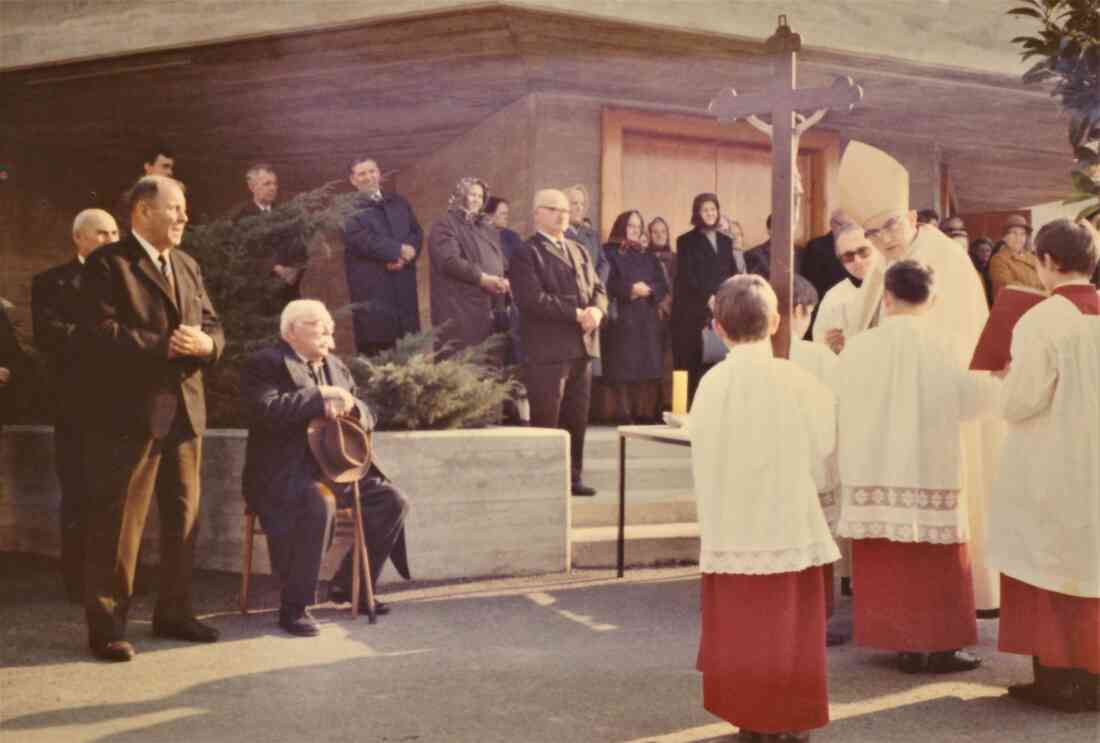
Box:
[306,416,373,484]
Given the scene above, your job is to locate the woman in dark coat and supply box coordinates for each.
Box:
[428,177,508,357]
[602,210,669,423]
[670,193,737,403]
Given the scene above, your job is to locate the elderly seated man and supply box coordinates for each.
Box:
[241,299,411,636]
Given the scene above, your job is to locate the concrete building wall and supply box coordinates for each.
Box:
[530,94,605,233]
[1,1,1034,77]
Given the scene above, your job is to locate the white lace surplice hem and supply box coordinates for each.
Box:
[700,538,840,575]
[834,485,969,544]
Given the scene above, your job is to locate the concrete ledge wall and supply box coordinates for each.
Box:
[0,426,571,582]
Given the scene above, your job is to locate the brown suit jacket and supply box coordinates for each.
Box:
[80,234,224,437]
[508,232,608,365]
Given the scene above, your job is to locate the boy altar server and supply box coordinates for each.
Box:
[691,275,839,742]
[990,218,1100,712]
[833,261,1000,674]
[788,275,849,639]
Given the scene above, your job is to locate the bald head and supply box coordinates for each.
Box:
[533,189,571,237]
[72,209,119,258]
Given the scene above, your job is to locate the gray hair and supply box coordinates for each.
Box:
[280,299,331,339]
[72,208,115,235]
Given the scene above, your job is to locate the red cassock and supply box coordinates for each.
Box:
[697,568,829,734]
[851,539,977,652]
[999,575,1100,673]
[996,284,1099,673]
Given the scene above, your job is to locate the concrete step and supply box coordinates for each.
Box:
[571,497,696,528]
[580,455,693,494]
[570,523,700,569]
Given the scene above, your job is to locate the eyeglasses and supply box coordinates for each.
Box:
[863,216,906,244]
[838,245,872,264]
[537,205,570,214]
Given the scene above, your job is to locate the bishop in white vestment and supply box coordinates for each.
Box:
[838,141,1000,613]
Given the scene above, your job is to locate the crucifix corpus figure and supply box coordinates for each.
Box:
[708,15,862,358]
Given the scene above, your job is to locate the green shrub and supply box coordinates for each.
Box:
[346,328,519,431]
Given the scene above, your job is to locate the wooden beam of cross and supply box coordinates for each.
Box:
[708,15,862,359]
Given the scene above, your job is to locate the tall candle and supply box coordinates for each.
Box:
[672,370,688,415]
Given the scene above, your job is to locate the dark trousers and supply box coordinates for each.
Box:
[83,426,202,645]
[331,473,410,591]
[525,358,592,485]
[264,479,336,608]
[53,417,87,600]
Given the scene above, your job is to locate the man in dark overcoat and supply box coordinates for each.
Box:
[31,207,118,601]
[343,157,424,355]
[241,299,411,636]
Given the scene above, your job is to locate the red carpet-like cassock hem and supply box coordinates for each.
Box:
[697,568,829,734]
[999,574,1100,673]
[851,538,977,652]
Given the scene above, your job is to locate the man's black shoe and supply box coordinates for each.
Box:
[279,605,321,637]
[91,639,135,662]
[976,608,1000,619]
[898,652,926,674]
[571,483,597,496]
[840,577,853,597]
[927,649,981,674]
[152,616,220,643]
[330,584,391,615]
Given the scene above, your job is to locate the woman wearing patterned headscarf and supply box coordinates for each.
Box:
[428,177,508,356]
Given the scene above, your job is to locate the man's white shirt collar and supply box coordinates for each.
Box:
[537,230,565,247]
[132,229,170,272]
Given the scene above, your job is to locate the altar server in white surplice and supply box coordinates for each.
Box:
[832,260,1000,676]
[789,275,848,645]
[838,141,1002,614]
[991,218,1100,713]
[690,275,838,741]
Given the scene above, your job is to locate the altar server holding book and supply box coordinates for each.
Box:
[990,217,1100,713]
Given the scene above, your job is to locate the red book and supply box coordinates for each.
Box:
[969,285,1048,371]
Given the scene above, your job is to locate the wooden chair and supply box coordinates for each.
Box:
[240,481,376,623]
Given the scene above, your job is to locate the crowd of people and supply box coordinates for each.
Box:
[3,138,1098,743]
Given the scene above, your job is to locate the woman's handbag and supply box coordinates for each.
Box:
[701,321,728,364]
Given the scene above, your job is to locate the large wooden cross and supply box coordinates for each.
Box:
[709,16,862,358]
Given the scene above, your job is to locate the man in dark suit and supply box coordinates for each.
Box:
[509,189,608,496]
[80,175,224,662]
[31,208,119,602]
[230,163,305,312]
[343,157,423,356]
[241,299,410,636]
[799,212,853,339]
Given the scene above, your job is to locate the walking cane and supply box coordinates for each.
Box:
[351,479,377,624]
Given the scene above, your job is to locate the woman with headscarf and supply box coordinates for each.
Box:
[648,216,675,411]
[428,177,508,357]
[602,210,668,423]
[670,193,738,403]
